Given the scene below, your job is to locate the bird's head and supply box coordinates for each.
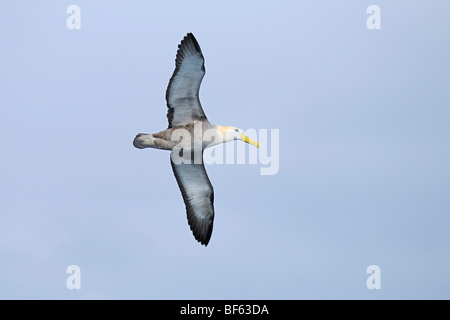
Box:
[217,126,259,148]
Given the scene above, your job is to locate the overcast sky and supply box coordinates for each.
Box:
[1,1,449,299]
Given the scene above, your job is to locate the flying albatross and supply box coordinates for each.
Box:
[133,33,259,246]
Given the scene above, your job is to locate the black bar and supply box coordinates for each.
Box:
[145,300,308,318]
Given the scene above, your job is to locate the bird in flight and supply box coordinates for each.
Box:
[133,33,259,246]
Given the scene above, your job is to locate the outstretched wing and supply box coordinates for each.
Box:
[170,150,214,246]
[166,33,208,128]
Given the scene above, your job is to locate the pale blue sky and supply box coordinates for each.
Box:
[0,1,449,299]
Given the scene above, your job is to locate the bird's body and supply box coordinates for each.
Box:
[133,33,258,246]
[134,122,223,151]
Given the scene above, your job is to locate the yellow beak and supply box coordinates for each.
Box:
[240,133,260,148]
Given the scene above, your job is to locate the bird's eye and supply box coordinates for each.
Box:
[235,129,239,132]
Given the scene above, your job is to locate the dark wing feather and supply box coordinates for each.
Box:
[166,33,208,128]
[170,150,214,246]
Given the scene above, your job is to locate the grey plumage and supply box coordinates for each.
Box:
[166,33,208,129]
[171,150,214,246]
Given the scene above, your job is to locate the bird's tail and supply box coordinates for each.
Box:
[133,133,153,149]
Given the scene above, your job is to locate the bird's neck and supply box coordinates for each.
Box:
[216,125,233,143]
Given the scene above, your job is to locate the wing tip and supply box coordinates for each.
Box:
[176,32,203,62]
[199,238,210,247]
[188,213,213,247]
[184,33,202,53]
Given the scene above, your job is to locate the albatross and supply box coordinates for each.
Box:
[133,33,259,246]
